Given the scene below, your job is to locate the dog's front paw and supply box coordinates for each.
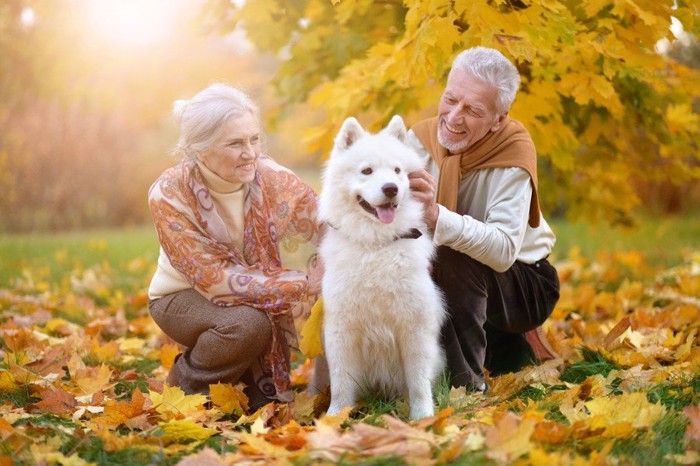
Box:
[409,402,435,420]
[325,403,347,417]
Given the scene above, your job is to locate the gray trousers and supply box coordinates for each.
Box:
[149,289,274,410]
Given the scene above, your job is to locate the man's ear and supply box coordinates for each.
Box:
[383,115,408,144]
[334,117,365,152]
[490,112,508,132]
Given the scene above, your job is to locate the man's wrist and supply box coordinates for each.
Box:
[426,204,439,231]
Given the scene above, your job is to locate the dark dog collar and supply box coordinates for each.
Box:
[394,228,423,240]
[325,222,422,241]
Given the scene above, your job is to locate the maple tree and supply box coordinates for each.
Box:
[203,0,700,226]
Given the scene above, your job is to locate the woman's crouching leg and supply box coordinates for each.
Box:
[150,289,273,401]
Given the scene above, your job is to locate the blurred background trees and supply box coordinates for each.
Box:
[0,0,698,232]
[0,0,296,232]
[208,0,700,227]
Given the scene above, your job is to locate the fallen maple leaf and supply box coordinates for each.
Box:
[292,390,316,424]
[603,316,632,349]
[484,411,537,463]
[290,357,314,386]
[683,403,700,447]
[149,385,208,420]
[585,391,666,432]
[209,382,249,416]
[261,420,312,452]
[159,342,181,369]
[98,388,152,430]
[0,417,14,438]
[74,364,113,396]
[175,447,229,466]
[33,386,77,414]
[159,418,219,444]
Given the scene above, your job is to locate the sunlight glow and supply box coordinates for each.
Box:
[20,7,36,28]
[84,0,182,49]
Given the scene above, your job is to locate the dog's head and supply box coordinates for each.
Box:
[319,115,423,229]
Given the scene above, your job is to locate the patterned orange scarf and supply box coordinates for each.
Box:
[149,156,320,401]
[412,116,541,228]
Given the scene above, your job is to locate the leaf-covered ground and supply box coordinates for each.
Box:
[1,249,699,465]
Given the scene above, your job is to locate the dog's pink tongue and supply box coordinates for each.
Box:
[376,204,397,224]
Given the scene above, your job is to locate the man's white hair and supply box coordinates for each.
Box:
[449,47,520,114]
[172,83,260,159]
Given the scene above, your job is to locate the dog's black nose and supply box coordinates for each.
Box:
[382,183,398,198]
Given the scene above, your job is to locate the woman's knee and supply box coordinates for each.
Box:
[214,306,273,352]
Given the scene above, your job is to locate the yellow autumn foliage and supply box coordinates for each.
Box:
[215,0,700,225]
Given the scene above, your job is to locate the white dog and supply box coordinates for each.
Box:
[317,115,446,420]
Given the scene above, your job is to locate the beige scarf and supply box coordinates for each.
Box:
[411,116,540,228]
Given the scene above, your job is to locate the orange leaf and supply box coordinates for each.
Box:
[34,387,77,414]
[532,420,571,444]
[101,388,150,429]
[0,417,14,437]
[263,420,311,451]
[683,404,700,447]
[159,343,181,370]
[603,316,632,350]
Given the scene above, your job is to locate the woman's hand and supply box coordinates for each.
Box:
[408,169,439,231]
[307,254,324,296]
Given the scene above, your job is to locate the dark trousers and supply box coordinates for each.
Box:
[433,246,560,389]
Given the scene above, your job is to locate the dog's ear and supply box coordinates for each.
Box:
[334,117,365,152]
[384,115,408,144]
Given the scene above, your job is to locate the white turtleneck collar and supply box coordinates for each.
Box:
[196,160,245,194]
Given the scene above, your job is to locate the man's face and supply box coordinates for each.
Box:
[437,69,507,153]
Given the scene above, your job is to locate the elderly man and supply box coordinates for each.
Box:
[408,46,560,391]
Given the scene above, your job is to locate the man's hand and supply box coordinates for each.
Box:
[408,169,439,231]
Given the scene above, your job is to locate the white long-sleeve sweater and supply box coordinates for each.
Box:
[407,130,556,273]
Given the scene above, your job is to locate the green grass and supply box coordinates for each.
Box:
[548,210,700,267]
[0,225,159,287]
[0,211,697,288]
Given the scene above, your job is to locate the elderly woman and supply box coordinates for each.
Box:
[147,83,321,409]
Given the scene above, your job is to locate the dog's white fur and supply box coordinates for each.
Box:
[317,115,446,420]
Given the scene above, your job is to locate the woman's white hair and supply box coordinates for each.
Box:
[172,83,260,159]
[449,47,520,114]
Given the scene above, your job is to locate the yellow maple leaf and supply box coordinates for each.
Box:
[149,385,208,419]
[585,392,666,432]
[75,364,113,396]
[209,382,249,415]
[117,337,145,354]
[293,390,316,424]
[299,297,324,358]
[89,338,119,362]
[159,418,218,444]
[484,412,536,462]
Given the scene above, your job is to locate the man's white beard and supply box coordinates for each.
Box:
[438,126,470,153]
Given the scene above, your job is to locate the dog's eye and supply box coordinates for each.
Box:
[395,167,401,174]
[361,168,373,175]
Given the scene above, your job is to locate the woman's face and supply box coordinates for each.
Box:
[197,112,261,185]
